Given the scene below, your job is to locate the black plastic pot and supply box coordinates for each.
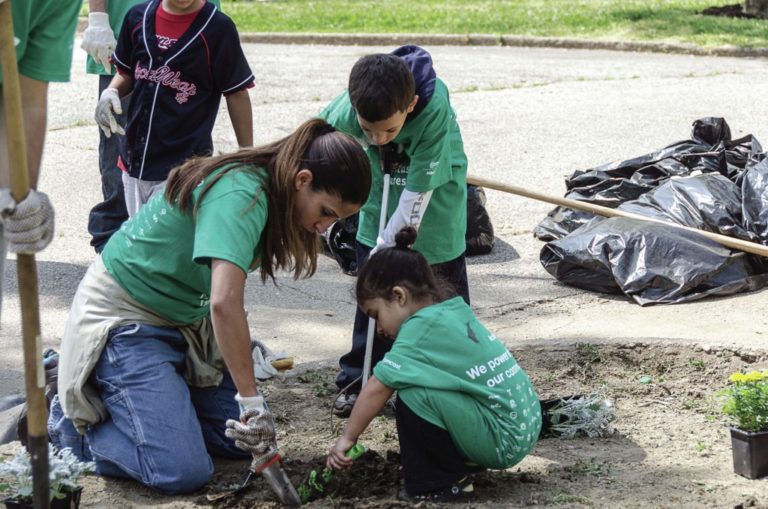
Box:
[730,427,768,479]
[3,486,83,509]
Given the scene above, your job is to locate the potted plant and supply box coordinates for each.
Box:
[0,445,95,509]
[721,370,768,479]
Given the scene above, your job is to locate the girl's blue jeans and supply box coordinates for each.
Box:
[48,323,249,494]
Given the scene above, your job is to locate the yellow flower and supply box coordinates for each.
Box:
[744,371,766,383]
[729,372,747,383]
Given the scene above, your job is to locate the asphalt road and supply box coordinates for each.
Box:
[1,41,767,397]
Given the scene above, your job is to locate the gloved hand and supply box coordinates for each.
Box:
[81,12,116,72]
[0,189,54,254]
[225,392,277,466]
[95,87,125,138]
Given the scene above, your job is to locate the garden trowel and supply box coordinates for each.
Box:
[206,452,301,506]
[257,453,302,507]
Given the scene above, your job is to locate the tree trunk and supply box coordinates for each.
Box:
[744,0,768,18]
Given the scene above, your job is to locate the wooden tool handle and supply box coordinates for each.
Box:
[0,3,49,508]
[467,174,768,258]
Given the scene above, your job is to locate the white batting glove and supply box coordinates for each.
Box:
[0,189,54,254]
[81,12,117,72]
[95,87,125,138]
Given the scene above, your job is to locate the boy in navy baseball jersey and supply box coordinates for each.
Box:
[95,0,254,215]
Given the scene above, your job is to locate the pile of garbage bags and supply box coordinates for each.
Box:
[534,117,768,305]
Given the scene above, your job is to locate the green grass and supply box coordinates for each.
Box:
[79,1,768,49]
[214,0,768,48]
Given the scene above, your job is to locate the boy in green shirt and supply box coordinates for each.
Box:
[319,46,470,415]
[327,227,541,502]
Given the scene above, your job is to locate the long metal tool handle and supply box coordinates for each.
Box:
[467,174,768,258]
[362,150,392,387]
[0,2,49,508]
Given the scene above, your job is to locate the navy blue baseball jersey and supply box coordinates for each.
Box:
[113,0,254,181]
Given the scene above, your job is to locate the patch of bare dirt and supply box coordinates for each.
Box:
[3,343,768,508]
[701,3,761,18]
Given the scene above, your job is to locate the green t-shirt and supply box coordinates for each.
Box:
[86,0,222,75]
[102,165,268,324]
[319,79,468,264]
[373,297,541,469]
[3,0,79,83]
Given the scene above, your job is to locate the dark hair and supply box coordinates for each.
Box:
[356,226,452,305]
[164,118,371,283]
[348,53,415,122]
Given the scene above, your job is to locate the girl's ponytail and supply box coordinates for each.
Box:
[394,226,417,251]
[356,226,452,305]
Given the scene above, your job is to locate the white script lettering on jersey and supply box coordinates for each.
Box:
[156,35,177,51]
[134,64,197,104]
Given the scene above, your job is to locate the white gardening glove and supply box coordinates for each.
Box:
[251,338,291,381]
[0,189,54,254]
[225,392,278,468]
[81,12,116,72]
[95,87,125,138]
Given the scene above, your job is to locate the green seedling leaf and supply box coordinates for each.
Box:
[307,470,323,492]
[639,375,653,384]
[298,443,368,503]
[298,484,312,504]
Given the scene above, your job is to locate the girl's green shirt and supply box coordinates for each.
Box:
[373,297,541,468]
[102,165,267,324]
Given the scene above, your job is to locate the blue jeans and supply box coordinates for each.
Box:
[336,242,471,390]
[87,75,129,254]
[48,323,248,494]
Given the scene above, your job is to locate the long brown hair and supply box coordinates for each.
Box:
[164,118,371,282]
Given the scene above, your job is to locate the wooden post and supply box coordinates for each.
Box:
[0,1,50,508]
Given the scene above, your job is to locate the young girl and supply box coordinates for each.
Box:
[327,227,541,502]
[49,118,371,494]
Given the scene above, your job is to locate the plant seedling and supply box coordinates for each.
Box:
[298,443,366,503]
[0,445,94,503]
[545,390,616,439]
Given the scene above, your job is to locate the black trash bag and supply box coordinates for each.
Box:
[534,208,596,242]
[322,213,359,276]
[533,117,765,241]
[541,217,768,305]
[466,184,495,255]
[619,173,758,243]
[741,158,768,244]
[540,172,768,305]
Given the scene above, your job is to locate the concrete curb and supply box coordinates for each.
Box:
[238,32,768,58]
[75,18,768,58]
